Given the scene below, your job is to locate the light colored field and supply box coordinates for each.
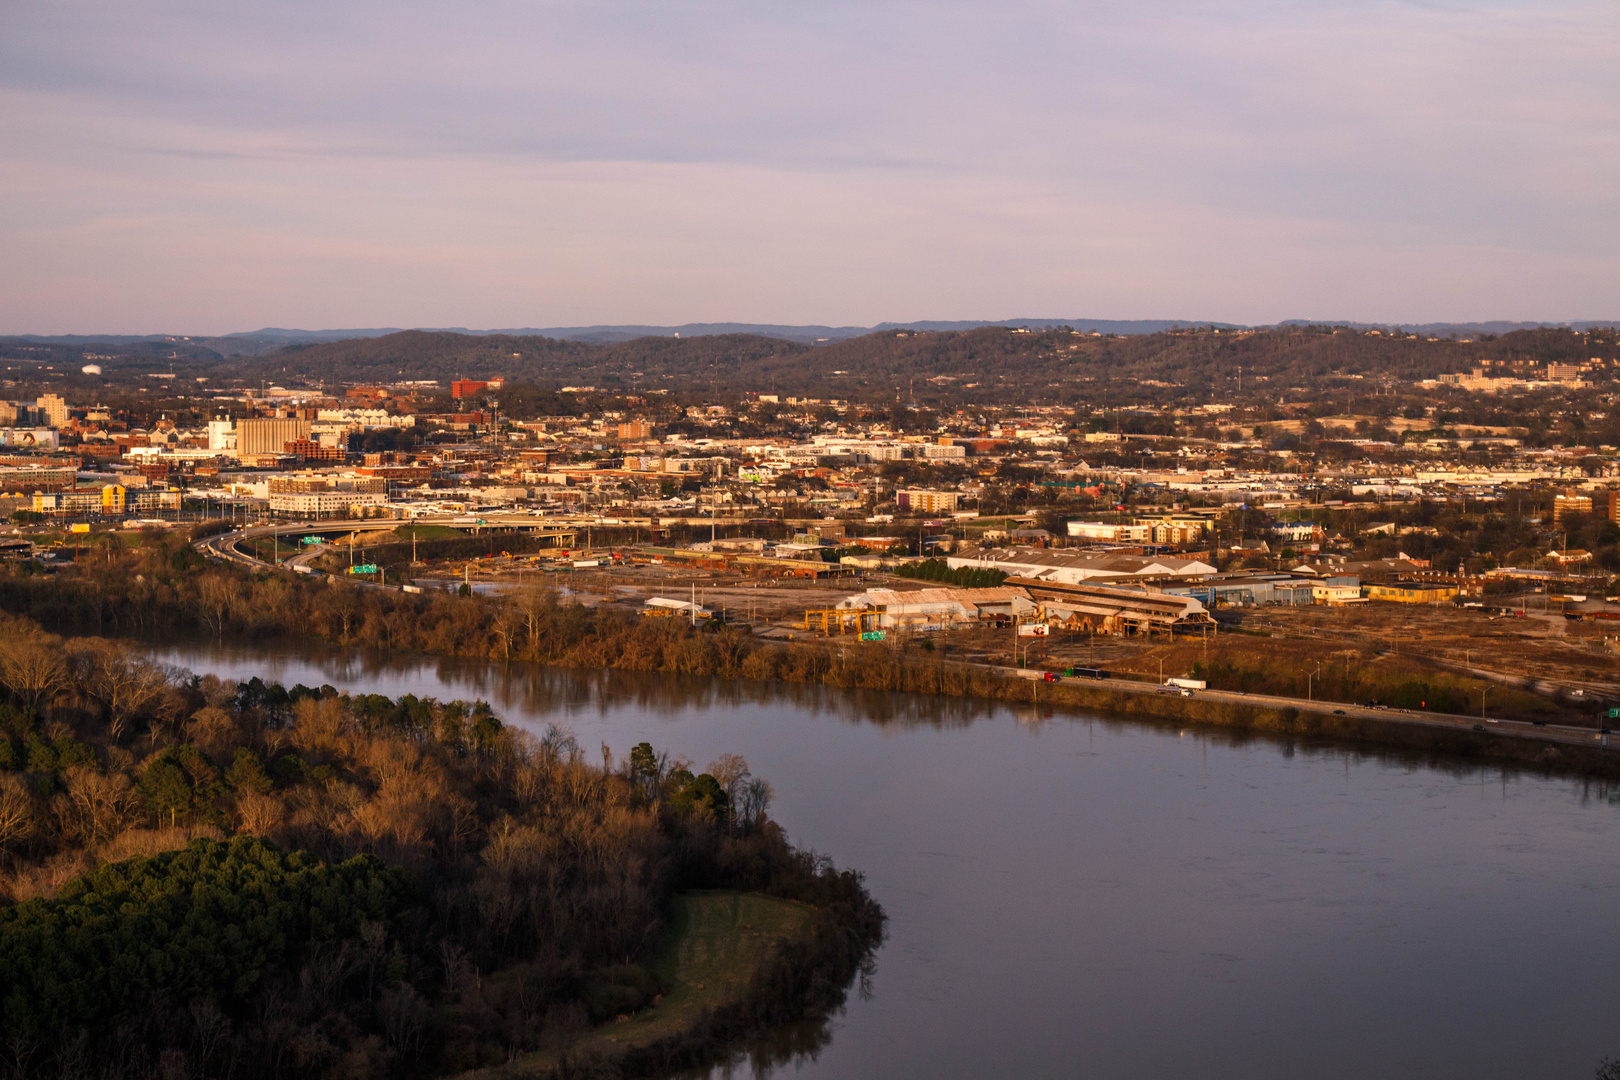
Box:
[489,890,815,1076]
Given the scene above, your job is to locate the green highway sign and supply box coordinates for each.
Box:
[860,631,886,641]
[1609,707,1620,719]
[348,564,379,575]
[301,536,321,545]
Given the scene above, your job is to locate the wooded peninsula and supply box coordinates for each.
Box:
[0,529,885,1079]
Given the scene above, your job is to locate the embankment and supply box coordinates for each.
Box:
[1017,677,1620,779]
[5,544,1617,781]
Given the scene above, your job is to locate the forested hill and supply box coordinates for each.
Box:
[246,325,1615,402]
[262,330,813,383]
[3,324,1612,404]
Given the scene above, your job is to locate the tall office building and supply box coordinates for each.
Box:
[36,394,68,428]
[235,418,312,457]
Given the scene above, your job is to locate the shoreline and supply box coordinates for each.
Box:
[8,554,1617,781]
[467,889,882,1080]
[140,626,1620,783]
[1008,673,1620,779]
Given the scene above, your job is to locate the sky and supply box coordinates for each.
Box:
[2,0,1617,334]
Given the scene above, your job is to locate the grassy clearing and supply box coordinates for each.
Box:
[242,537,298,562]
[493,890,815,1076]
[1095,637,1565,722]
[25,530,146,548]
[395,523,467,540]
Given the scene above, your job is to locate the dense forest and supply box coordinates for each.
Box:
[5,325,1614,410]
[0,546,887,1077]
[213,325,1620,404]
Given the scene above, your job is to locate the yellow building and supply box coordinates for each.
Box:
[1553,492,1593,527]
[1364,583,1458,604]
[32,490,100,515]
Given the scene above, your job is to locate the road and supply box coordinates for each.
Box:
[995,666,1612,751]
[196,523,393,587]
[201,521,1612,754]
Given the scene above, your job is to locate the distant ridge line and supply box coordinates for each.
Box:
[4,317,1615,352]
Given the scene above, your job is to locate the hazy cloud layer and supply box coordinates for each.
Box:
[2,0,1616,332]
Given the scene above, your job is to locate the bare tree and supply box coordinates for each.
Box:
[61,767,135,844]
[516,588,553,658]
[491,607,521,661]
[75,640,173,742]
[0,774,36,856]
[0,630,70,713]
[234,790,286,836]
[196,574,237,635]
[738,777,775,830]
[323,580,363,643]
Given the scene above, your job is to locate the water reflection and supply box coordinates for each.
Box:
[150,636,1003,731]
[147,635,1618,799]
[141,635,1620,1080]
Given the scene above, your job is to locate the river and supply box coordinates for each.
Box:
[146,639,1620,1079]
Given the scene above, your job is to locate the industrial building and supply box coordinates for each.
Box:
[948,547,1216,584]
[1008,578,1217,635]
[1159,572,1360,608]
[835,586,1037,630]
[1363,582,1459,604]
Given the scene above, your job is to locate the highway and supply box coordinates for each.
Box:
[197,523,417,588]
[997,666,1613,751]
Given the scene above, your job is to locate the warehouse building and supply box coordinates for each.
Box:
[835,586,1037,630]
[1364,582,1459,604]
[1009,578,1217,635]
[948,547,1216,584]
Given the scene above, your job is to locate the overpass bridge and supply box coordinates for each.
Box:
[193,515,585,572]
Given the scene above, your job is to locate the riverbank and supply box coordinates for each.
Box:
[6,546,1618,781]
[468,889,875,1080]
[0,607,888,1080]
[122,627,1620,1079]
[1009,675,1620,779]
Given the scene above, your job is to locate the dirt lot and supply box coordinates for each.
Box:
[388,549,1610,721]
[1228,601,1620,698]
[403,554,937,623]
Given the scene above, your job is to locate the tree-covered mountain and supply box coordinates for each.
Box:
[3,324,1614,407]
